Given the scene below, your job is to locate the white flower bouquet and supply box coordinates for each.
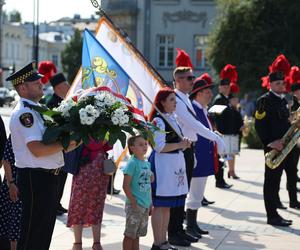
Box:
[32,87,157,148]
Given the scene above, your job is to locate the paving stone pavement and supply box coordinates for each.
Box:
[49,148,300,250]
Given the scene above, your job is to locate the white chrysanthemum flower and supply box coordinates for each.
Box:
[85,117,94,125]
[92,109,100,118]
[85,105,95,113]
[95,100,105,108]
[111,116,119,125]
[95,93,106,102]
[114,108,124,118]
[43,115,53,122]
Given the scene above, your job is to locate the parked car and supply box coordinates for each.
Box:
[0,87,15,107]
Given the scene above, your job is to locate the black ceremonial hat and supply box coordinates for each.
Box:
[50,73,67,87]
[6,62,43,87]
[269,71,284,82]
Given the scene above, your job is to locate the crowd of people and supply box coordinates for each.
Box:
[0,51,299,250]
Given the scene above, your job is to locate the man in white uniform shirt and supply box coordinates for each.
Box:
[168,67,225,246]
[6,62,77,250]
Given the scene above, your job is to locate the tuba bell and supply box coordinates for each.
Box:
[265,107,300,169]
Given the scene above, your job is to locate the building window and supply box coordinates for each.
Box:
[52,54,59,67]
[157,35,174,68]
[194,35,208,69]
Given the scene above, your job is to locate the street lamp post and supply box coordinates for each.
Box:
[0,0,6,87]
[32,0,39,62]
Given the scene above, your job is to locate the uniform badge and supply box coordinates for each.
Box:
[19,113,34,127]
[255,110,266,120]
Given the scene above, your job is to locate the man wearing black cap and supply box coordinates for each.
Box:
[6,62,77,250]
[255,71,299,226]
[211,79,233,189]
[46,73,70,216]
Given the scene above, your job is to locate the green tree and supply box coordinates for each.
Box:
[61,29,82,83]
[208,0,300,94]
[9,10,22,22]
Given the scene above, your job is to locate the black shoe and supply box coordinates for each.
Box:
[58,204,68,213]
[181,231,198,242]
[297,176,300,182]
[267,217,292,227]
[201,197,215,206]
[216,183,233,189]
[276,202,287,210]
[160,241,178,250]
[290,201,300,209]
[196,227,209,235]
[56,210,64,216]
[186,227,202,239]
[168,234,191,247]
[151,244,161,250]
[107,188,121,195]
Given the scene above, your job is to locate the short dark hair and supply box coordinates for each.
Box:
[127,135,144,155]
[173,66,192,80]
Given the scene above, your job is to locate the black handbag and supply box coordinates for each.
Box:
[103,159,117,176]
[62,144,84,175]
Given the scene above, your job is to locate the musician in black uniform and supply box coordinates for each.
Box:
[290,82,300,184]
[255,71,299,226]
[211,78,233,189]
[46,73,70,216]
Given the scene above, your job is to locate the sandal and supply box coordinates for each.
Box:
[92,242,103,250]
[72,242,82,250]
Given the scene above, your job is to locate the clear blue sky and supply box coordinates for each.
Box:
[3,0,100,22]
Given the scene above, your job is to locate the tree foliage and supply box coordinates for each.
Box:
[208,0,300,94]
[61,29,82,83]
[9,10,22,22]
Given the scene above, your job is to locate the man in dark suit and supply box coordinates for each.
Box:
[255,70,299,226]
[46,73,70,216]
[211,78,233,189]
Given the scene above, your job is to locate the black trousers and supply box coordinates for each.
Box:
[215,159,226,185]
[168,147,194,236]
[17,168,58,250]
[57,170,68,208]
[264,147,298,219]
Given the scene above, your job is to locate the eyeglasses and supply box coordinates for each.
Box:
[179,76,195,81]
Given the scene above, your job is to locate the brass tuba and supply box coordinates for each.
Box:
[265,107,300,169]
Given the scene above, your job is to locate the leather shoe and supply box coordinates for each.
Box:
[267,217,292,227]
[107,188,121,195]
[276,202,287,209]
[290,201,300,209]
[201,197,215,206]
[181,231,198,242]
[168,233,191,247]
[196,227,209,235]
[186,228,202,239]
[216,183,233,189]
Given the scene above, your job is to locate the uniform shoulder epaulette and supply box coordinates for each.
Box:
[255,95,267,120]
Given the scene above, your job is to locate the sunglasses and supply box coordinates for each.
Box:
[179,75,195,81]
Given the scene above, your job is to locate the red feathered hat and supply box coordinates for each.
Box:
[269,54,290,76]
[230,83,240,93]
[289,66,300,92]
[38,61,57,84]
[220,64,238,85]
[175,48,193,68]
[199,73,213,85]
[261,54,291,89]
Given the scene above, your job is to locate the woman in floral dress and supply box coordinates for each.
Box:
[67,139,112,250]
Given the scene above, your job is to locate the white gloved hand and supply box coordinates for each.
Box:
[215,135,226,155]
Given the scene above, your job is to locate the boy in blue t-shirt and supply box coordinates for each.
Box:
[122,135,154,250]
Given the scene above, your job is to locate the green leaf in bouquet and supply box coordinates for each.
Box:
[82,134,90,145]
[120,126,135,136]
[42,127,63,144]
[92,127,109,142]
[118,131,127,148]
[61,133,71,150]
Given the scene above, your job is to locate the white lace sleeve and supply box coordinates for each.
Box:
[153,117,166,153]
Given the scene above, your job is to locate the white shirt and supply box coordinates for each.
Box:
[174,89,219,142]
[9,97,64,169]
